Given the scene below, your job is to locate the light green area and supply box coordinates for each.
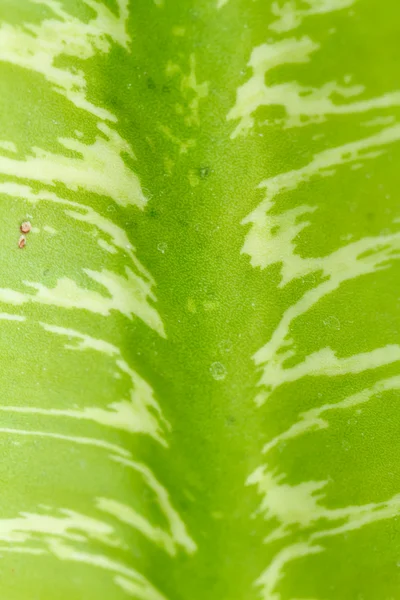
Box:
[0,0,399,599]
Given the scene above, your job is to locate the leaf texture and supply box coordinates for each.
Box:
[0,1,399,599]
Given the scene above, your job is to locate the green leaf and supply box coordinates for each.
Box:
[0,1,399,599]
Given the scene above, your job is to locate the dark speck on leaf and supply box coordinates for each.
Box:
[199,166,211,179]
[147,78,156,90]
[148,208,158,218]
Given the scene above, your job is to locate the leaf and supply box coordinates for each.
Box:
[0,1,399,599]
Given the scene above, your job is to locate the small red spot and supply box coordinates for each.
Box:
[20,221,31,234]
[18,235,26,249]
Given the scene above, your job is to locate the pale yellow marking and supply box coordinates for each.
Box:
[188,169,200,187]
[0,508,116,547]
[63,202,153,280]
[89,377,168,443]
[166,54,209,127]
[0,546,45,555]
[49,539,167,600]
[0,125,146,209]
[243,124,400,270]
[0,265,165,337]
[311,493,400,542]
[158,124,196,154]
[243,3,400,595]
[117,357,170,427]
[97,238,118,254]
[252,376,400,593]
[0,427,130,457]
[258,343,400,396]
[250,464,400,547]
[43,225,58,235]
[270,0,355,33]
[255,542,322,600]
[242,127,400,400]
[0,0,129,118]
[363,115,396,127]
[98,497,192,557]
[263,375,400,456]
[249,133,400,597]
[0,2,147,211]
[115,575,166,600]
[252,471,400,600]
[11,324,169,444]
[98,497,176,554]
[0,180,155,290]
[0,540,161,600]
[253,230,400,399]
[0,511,153,600]
[186,298,218,314]
[40,323,120,356]
[0,313,25,322]
[228,38,400,136]
[249,465,400,536]
[112,456,197,554]
[0,140,17,153]
[249,467,328,532]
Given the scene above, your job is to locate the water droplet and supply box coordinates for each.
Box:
[157,242,167,254]
[210,362,227,381]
